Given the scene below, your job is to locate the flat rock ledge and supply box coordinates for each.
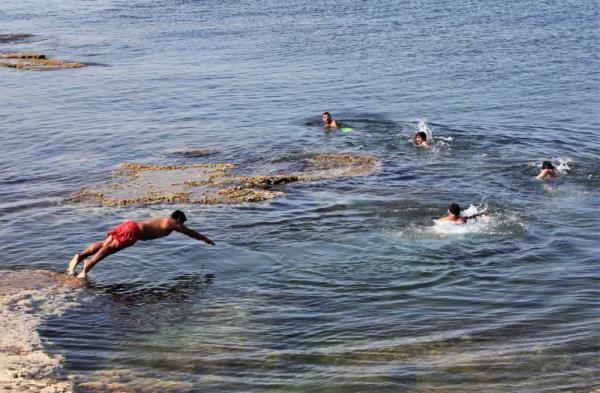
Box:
[68,153,379,206]
[0,270,82,392]
[0,52,87,71]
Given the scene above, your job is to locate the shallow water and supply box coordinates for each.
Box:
[1,0,599,391]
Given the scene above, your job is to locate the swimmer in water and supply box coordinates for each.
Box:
[437,203,487,224]
[415,131,429,148]
[322,112,341,129]
[536,161,558,179]
[67,210,215,279]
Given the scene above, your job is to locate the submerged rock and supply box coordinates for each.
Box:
[0,52,87,71]
[304,153,379,179]
[68,153,378,207]
[165,147,222,157]
[0,34,34,43]
[75,370,194,393]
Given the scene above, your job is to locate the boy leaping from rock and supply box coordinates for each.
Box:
[67,210,215,278]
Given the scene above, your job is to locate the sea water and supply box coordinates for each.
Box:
[1,0,599,392]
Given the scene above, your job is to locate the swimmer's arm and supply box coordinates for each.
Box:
[331,120,341,128]
[537,169,555,179]
[464,209,488,221]
[174,223,215,245]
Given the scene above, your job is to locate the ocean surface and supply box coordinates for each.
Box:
[1,0,599,391]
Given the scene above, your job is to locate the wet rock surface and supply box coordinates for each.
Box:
[68,153,379,206]
[0,270,82,393]
[0,52,87,71]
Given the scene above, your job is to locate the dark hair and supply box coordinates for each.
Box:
[415,131,427,141]
[448,203,461,215]
[171,210,187,223]
[542,161,555,170]
[322,112,331,117]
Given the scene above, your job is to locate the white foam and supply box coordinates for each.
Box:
[432,215,492,235]
[394,203,524,237]
[555,157,573,172]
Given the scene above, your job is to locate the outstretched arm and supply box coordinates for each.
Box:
[464,208,488,221]
[174,223,215,245]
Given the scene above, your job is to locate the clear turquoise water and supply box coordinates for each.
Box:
[1,0,599,391]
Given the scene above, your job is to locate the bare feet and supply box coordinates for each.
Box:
[77,260,89,279]
[67,254,80,275]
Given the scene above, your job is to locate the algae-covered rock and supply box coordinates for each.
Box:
[240,174,304,188]
[218,186,284,202]
[69,153,378,207]
[100,192,191,207]
[121,162,237,174]
[0,52,87,71]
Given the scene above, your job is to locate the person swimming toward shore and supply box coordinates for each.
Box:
[536,161,558,179]
[67,210,215,279]
[437,203,487,224]
[322,112,341,129]
[415,131,429,148]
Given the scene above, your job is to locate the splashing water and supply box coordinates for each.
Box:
[528,157,573,173]
[429,203,523,236]
[416,119,430,140]
[554,157,573,172]
[407,118,453,148]
[394,203,524,238]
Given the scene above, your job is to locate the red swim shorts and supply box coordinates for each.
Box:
[107,221,141,247]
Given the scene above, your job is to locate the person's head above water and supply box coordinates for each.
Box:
[542,161,555,170]
[415,131,430,148]
[321,112,340,128]
[171,210,187,223]
[448,203,461,216]
[537,160,558,179]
